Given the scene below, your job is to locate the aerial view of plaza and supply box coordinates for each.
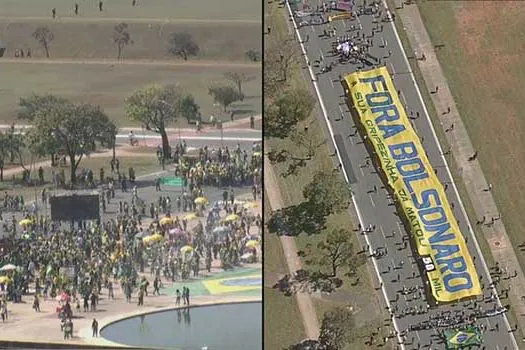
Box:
[0,0,262,349]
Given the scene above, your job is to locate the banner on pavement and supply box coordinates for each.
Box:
[444,326,482,349]
[343,67,481,302]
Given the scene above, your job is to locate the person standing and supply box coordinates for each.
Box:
[175,289,181,305]
[74,3,79,15]
[33,295,40,312]
[52,8,56,18]
[98,1,103,11]
[92,318,99,337]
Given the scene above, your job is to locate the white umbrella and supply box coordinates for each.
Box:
[0,264,18,272]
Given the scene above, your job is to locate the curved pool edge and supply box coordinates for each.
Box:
[78,295,262,349]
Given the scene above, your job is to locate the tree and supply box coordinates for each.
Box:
[25,96,116,185]
[208,85,243,112]
[18,94,67,121]
[32,26,54,58]
[0,133,11,181]
[245,49,261,62]
[19,94,69,166]
[223,72,255,96]
[113,22,133,60]
[265,38,297,82]
[125,84,184,159]
[302,228,363,277]
[267,125,326,177]
[318,307,356,350]
[168,32,199,60]
[265,88,315,139]
[180,95,200,123]
[303,172,351,217]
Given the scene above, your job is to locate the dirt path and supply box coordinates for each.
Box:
[398,2,525,341]
[0,58,261,68]
[264,156,320,340]
[0,16,260,24]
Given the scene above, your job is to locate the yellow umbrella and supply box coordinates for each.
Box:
[253,152,262,157]
[224,214,240,222]
[246,240,259,249]
[243,202,259,209]
[19,219,32,226]
[194,197,208,205]
[0,276,10,284]
[180,245,193,254]
[184,213,198,221]
[150,233,164,242]
[159,217,173,225]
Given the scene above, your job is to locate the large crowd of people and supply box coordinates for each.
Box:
[0,141,262,341]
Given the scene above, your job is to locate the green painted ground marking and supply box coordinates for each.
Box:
[160,176,184,186]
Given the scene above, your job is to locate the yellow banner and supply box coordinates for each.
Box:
[344,67,481,302]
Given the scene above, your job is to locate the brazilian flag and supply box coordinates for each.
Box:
[444,326,482,349]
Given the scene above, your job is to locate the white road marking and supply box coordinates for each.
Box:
[360,166,365,177]
[286,1,405,347]
[369,193,376,207]
[330,78,334,88]
[381,0,517,347]
[380,225,386,240]
[338,105,345,118]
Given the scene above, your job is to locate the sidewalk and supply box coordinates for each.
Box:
[397,3,525,334]
[264,157,320,340]
[0,193,262,347]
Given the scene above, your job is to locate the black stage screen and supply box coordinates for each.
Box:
[50,194,100,221]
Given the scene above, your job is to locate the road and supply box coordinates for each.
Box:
[289,0,517,348]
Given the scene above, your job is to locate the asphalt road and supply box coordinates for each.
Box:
[289,0,517,348]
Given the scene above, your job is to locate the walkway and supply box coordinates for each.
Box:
[0,192,262,347]
[398,2,525,333]
[264,157,320,340]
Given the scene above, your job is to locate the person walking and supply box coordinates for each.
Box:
[92,318,99,337]
[52,8,56,18]
[98,1,103,11]
[33,294,40,312]
[175,289,181,305]
[74,3,79,15]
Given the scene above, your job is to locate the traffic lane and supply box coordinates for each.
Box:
[327,9,515,347]
[301,22,434,340]
[299,11,514,347]
[322,19,511,347]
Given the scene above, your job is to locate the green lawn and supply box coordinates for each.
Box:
[0,20,260,61]
[0,154,161,201]
[0,0,261,21]
[264,194,306,349]
[0,62,261,126]
[387,0,523,340]
[264,1,391,348]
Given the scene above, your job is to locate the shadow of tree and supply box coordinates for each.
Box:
[267,202,326,236]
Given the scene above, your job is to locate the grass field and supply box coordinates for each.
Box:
[264,1,390,349]
[264,194,306,350]
[0,62,261,126]
[0,0,261,21]
[1,153,160,201]
[0,20,260,60]
[416,1,525,283]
